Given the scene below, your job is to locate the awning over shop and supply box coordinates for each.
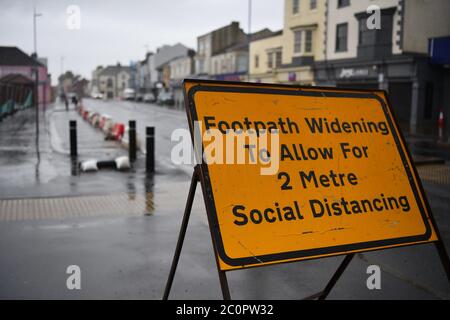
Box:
[429,36,450,65]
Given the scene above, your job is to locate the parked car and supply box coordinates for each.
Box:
[91,92,103,99]
[135,93,144,102]
[143,93,156,103]
[123,88,135,100]
[157,91,174,106]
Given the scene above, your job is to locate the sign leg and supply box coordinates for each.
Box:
[162,166,199,300]
[218,270,231,300]
[317,253,355,300]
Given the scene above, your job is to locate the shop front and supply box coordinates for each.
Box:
[315,55,444,133]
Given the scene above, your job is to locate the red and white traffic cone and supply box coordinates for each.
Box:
[438,109,445,141]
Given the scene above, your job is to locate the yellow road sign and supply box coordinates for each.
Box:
[184,80,438,271]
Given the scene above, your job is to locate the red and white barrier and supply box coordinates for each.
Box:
[77,107,140,148]
[438,109,445,141]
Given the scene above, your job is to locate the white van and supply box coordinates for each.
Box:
[123,88,135,100]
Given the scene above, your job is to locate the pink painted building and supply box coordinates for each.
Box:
[0,46,51,105]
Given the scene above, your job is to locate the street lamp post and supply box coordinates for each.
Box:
[33,7,41,54]
[33,7,42,136]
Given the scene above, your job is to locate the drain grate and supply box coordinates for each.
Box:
[0,193,154,221]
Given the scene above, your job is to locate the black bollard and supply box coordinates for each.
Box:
[146,127,155,173]
[129,120,136,162]
[70,120,77,157]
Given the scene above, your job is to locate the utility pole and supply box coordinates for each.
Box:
[33,7,42,136]
[33,7,42,55]
[247,0,252,82]
[60,56,65,100]
[61,56,65,76]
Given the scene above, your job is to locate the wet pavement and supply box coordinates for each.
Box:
[405,133,450,162]
[0,101,449,299]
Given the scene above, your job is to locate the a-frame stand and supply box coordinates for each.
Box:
[163,165,230,300]
[163,165,450,300]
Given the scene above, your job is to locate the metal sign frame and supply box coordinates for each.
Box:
[163,79,450,300]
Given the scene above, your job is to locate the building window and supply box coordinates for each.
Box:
[335,23,348,52]
[255,55,259,68]
[267,52,273,69]
[337,0,350,8]
[356,8,395,59]
[267,50,282,69]
[238,55,248,72]
[305,30,313,53]
[275,51,282,68]
[293,0,300,14]
[107,78,113,88]
[310,0,317,10]
[358,18,376,46]
[294,30,302,53]
[197,60,204,74]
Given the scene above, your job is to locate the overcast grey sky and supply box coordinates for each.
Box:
[0,0,284,84]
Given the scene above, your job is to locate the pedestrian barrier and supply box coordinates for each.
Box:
[99,114,111,129]
[79,156,131,172]
[82,109,90,120]
[438,109,445,141]
[146,126,155,173]
[73,103,145,170]
[91,113,100,127]
[111,123,125,141]
[88,111,98,125]
[129,120,136,162]
[102,117,113,134]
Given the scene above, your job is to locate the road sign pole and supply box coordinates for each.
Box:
[163,165,200,300]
